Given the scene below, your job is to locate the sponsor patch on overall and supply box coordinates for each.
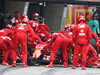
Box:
[0,30,4,32]
[18,27,24,29]
[79,24,85,28]
[79,33,85,36]
[16,20,18,23]
[18,25,24,29]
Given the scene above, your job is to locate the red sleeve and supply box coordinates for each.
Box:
[34,35,43,43]
[9,30,14,39]
[44,31,51,37]
[46,35,57,48]
[29,25,35,37]
[72,26,77,43]
[95,41,100,48]
[58,30,64,33]
[29,20,32,24]
[89,45,98,57]
[27,34,32,42]
[35,25,38,32]
[92,32,99,42]
[13,27,16,32]
[87,25,92,44]
[29,26,43,43]
[89,45,96,52]
[5,37,13,48]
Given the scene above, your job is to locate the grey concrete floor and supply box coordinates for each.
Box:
[0,64,100,75]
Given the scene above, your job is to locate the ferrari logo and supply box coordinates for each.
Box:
[81,29,84,33]
[20,25,23,27]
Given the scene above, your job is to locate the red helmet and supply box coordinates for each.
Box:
[22,18,29,24]
[64,24,70,29]
[70,24,75,31]
[22,15,28,20]
[6,24,13,30]
[32,13,39,19]
[78,15,85,23]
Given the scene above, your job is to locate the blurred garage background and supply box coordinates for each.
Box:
[0,0,100,32]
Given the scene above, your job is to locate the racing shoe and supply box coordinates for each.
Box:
[43,55,47,60]
[43,55,48,60]
[62,62,68,68]
[72,65,76,69]
[76,62,80,67]
[2,61,9,66]
[97,64,100,68]
[82,65,86,70]
[95,61,100,67]
[46,62,53,68]
[11,61,16,67]
[23,63,28,68]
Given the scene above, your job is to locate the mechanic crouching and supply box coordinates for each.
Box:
[0,36,13,66]
[86,45,99,67]
[45,33,70,68]
[11,18,43,68]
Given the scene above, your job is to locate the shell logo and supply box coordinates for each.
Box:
[81,29,84,33]
[16,20,18,23]
[4,36,7,39]
[78,24,80,26]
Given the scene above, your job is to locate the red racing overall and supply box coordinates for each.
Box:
[72,22,92,69]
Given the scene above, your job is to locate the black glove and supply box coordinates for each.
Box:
[92,25,95,27]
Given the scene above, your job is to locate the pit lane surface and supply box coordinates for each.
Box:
[0,64,100,75]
